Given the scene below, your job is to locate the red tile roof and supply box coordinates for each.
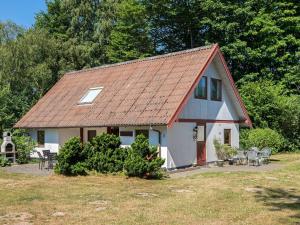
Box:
[15,44,249,128]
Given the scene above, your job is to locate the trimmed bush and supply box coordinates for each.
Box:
[13,129,35,164]
[124,135,165,178]
[85,133,128,173]
[55,137,87,175]
[55,133,165,179]
[0,156,11,167]
[240,128,284,153]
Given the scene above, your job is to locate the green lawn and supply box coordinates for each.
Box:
[0,153,299,225]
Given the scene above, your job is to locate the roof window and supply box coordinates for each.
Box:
[79,87,102,104]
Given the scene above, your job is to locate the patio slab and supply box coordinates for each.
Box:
[1,163,54,176]
[169,163,283,179]
[1,162,283,178]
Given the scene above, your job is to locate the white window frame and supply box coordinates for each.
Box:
[79,87,103,104]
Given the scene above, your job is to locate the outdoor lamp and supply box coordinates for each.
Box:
[193,126,198,141]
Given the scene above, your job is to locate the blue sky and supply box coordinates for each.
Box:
[0,0,46,28]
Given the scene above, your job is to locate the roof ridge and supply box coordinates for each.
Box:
[65,44,215,75]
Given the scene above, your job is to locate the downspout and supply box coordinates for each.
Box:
[150,125,161,157]
[80,128,84,143]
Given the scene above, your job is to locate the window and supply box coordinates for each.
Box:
[135,130,149,138]
[87,130,97,142]
[194,76,207,99]
[211,78,222,101]
[224,129,231,146]
[37,130,45,147]
[79,87,103,104]
[107,127,119,136]
[120,131,133,137]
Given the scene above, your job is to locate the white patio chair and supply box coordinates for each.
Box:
[233,150,247,165]
[247,150,262,166]
[261,147,272,164]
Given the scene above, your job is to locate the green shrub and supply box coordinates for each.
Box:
[55,137,87,175]
[85,133,127,173]
[12,129,35,164]
[213,139,237,160]
[240,128,284,153]
[0,156,11,167]
[124,135,165,178]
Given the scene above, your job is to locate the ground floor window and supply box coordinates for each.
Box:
[87,130,97,142]
[224,129,231,146]
[107,127,119,136]
[135,130,149,139]
[120,131,133,137]
[37,130,45,147]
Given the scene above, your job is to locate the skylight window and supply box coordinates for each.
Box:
[79,87,103,104]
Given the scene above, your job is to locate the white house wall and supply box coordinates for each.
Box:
[82,127,107,142]
[58,128,80,147]
[179,61,240,120]
[206,123,239,162]
[29,129,60,157]
[119,126,168,168]
[166,122,196,168]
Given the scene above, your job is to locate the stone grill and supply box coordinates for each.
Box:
[1,132,16,163]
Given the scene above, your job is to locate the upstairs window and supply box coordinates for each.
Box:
[79,87,103,104]
[211,78,222,101]
[194,76,207,99]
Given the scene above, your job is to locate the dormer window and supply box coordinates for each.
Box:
[79,87,103,104]
[211,78,222,101]
[194,76,207,99]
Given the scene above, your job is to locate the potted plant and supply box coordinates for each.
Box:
[214,139,225,167]
[214,139,237,166]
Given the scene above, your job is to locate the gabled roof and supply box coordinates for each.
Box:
[15,44,252,129]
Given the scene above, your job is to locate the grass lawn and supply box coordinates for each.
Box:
[0,153,299,225]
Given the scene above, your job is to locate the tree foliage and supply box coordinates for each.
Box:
[240,128,285,153]
[55,137,88,175]
[0,0,299,150]
[124,135,165,178]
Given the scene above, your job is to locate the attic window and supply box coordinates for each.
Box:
[79,87,103,104]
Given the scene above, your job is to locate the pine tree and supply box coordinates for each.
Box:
[107,0,154,63]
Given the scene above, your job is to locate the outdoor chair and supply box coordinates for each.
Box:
[247,150,262,166]
[249,146,259,152]
[260,147,272,164]
[233,150,247,165]
[42,150,51,159]
[37,151,45,170]
[47,153,57,170]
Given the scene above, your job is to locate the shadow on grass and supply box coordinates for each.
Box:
[269,159,281,162]
[254,187,300,223]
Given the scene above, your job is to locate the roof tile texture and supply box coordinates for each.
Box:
[15,45,215,128]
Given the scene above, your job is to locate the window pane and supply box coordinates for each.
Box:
[135,130,149,138]
[87,130,97,142]
[80,87,102,104]
[211,79,222,101]
[195,77,207,99]
[197,125,205,142]
[37,130,45,147]
[120,131,133,137]
[224,129,231,146]
[107,127,119,136]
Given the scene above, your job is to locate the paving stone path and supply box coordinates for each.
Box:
[169,163,283,179]
[1,162,282,178]
[1,163,54,176]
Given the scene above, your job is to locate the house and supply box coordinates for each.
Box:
[15,44,252,169]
